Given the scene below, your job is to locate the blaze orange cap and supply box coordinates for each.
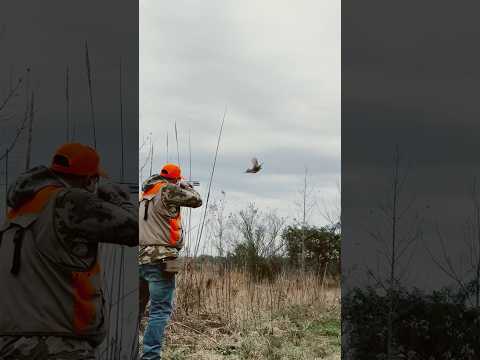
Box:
[50,143,107,177]
[160,163,183,180]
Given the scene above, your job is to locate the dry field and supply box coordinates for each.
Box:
[140,261,341,359]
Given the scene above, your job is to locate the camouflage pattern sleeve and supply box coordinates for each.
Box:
[54,186,138,246]
[161,183,203,208]
[96,180,133,209]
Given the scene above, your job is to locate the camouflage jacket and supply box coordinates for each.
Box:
[139,176,202,265]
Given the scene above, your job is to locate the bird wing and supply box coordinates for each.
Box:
[251,157,259,167]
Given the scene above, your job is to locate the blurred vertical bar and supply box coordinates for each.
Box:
[0,1,138,359]
[343,1,480,358]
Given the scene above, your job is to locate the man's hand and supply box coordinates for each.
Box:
[179,181,193,190]
[97,180,131,206]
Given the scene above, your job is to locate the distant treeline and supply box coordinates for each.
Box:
[191,224,341,282]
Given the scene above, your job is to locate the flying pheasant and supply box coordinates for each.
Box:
[245,157,263,173]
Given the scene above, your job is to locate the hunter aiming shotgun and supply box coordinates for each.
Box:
[138,163,203,359]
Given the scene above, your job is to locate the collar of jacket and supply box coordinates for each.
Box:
[7,185,63,220]
[140,180,168,201]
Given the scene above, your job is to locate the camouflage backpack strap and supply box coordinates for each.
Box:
[10,226,25,275]
[6,185,62,276]
[0,221,5,248]
[0,221,30,275]
[143,198,150,220]
[141,181,167,221]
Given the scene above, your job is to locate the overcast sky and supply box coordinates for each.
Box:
[343,2,480,291]
[140,0,340,237]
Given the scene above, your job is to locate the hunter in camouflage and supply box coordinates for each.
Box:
[138,178,202,264]
[0,144,138,360]
[139,163,202,360]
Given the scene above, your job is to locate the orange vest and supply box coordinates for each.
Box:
[0,185,105,345]
[140,181,182,247]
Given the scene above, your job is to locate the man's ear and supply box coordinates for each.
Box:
[83,175,96,189]
[81,176,90,189]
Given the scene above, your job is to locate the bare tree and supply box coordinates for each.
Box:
[318,179,341,232]
[208,191,230,258]
[293,167,317,225]
[0,68,31,215]
[139,132,153,184]
[426,177,480,308]
[231,202,286,259]
[292,167,318,272]
[148,137,154,176]
[365,145,422,360]
[24,91,34,170]
[470,178,480,308]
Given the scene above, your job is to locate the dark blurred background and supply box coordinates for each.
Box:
[343,1,480,358]
[0,1,138,358]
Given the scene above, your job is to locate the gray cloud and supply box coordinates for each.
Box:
[140,0,340,231]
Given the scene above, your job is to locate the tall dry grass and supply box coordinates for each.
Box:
[172,260,340,330]
[139,259,340,358]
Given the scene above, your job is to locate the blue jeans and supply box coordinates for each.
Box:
[139,264,176,360]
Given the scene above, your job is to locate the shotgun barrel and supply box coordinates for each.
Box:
[183,180,200,187]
